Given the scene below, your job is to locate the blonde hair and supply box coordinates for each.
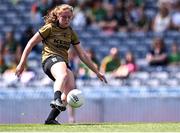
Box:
[44,4,73,24]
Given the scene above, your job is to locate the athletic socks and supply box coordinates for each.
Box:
[54,91,62,100]
[46,108,60,122]
[46,91,62,123]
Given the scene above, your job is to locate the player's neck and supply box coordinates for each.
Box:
[56,21,68,29]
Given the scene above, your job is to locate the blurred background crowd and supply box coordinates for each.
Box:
[0,0,180,88]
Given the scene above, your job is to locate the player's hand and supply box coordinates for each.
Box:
[97,72,108,83]
[15,64,24,77]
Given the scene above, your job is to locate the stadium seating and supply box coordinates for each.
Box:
[0,0,180,89]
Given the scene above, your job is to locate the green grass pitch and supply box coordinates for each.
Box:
[0,123,180,132]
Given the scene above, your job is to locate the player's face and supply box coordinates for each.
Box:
[58,10,72,28]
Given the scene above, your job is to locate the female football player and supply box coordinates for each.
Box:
[15,4,107,124]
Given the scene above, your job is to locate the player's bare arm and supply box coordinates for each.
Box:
[73,44,107,83]
[15,32,43,77]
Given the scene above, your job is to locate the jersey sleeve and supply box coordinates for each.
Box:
[38,24,52,40]
[71,30,80,45]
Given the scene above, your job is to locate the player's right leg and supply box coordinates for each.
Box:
[50,61,68,111]
[43,56,68,124]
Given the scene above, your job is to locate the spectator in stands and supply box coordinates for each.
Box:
[0,40,8,74]
[126,0,140,31]
[98,4,118,34]
[100,47,121,74]
[49,0,64,10]
[88,48,100,67]
[115,0,129,32]
[72,2,88,29]
[151,5,172,32]
[89,0,107,24]
[35,0,50,17]
[66,0,78,8]
[20,26,34,51]
[0,55,8,74]
[113,51,137,78]
[30,3,43,28]
[1,33,34,85]
[132,5,150,32]
[10,0,20,5]
[2,31,21,67]
[171,1,180,31]
[20,26,40,55]
[123,51,137,73]
[168,42,180,66]
[78,48,99,79]
[2,58,35,86]
[157,0,175,11]
[15,4,107,125]
[146,37,168,66]
[1,60,17,85]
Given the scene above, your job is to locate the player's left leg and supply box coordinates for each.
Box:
[61,69,76,123]
[61,68,76,105]
[67,105,75,123]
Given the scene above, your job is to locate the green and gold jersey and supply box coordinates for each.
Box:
[39,23,79,63]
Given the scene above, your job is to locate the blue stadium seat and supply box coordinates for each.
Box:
[130,71,150,80]
[165,31,180,39]
[161,78,179,87]
[144,79,160,87]
[116,32,129,40]
[150,71,169,80]
[125,79,142,87]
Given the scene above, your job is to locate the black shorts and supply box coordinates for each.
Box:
[42,56,71,81]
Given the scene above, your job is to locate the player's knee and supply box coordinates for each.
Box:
[63,84,74,97]
[56,73,68,82]
[68,84,75,90]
